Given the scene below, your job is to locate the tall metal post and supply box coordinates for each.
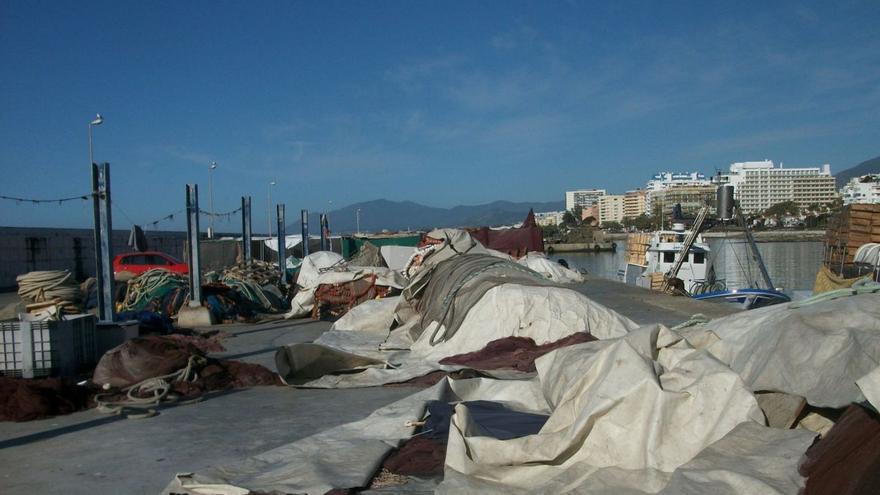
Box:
[301,209,310,257]
[241,196,252,264]
[319,213,328,251]
[186,184,203,307]
[276,204,287,285]
[91,162,114,322]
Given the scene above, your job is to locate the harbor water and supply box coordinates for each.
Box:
[552,240,823,297]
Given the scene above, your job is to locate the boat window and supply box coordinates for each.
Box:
[663,252,675,263]
[693,252,705,264]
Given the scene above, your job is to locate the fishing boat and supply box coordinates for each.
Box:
[618,223,712,293]
[619,186,790,309]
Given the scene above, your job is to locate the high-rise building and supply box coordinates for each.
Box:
[598,195,625,225]
[841,174,880,205]
[565,189,606,211]
[722,160,837,213]
[650,184,717,218]
[623,189,647,218]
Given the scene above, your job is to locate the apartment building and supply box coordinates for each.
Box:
[650,183,717,218]
[565,189,606,211]
[598,195,625,225]
[644,171,710,213]
[623,189,647,218]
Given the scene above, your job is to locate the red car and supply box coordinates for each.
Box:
[113,251,189,278]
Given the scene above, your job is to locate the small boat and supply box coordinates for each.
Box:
[692,288,791,309]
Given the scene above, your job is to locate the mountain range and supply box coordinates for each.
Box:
[836,155,880,188]
[287,199,564,234]
[284,155,878,235]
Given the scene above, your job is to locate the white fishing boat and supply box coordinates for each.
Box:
[618,223,712,293]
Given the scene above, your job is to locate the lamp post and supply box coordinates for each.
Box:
[88,114,103,166]
[326,200,332,251]
[208,161,217,238]
[267,179,276,239]
[356,208,361,235]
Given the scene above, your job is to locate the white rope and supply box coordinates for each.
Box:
[94,355,206,419]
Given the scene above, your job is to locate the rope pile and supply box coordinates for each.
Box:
[223,260,280,286]
[94,355,206,419]
[121,269,189,313]
[207,261,286,312]
[16,270,83,315]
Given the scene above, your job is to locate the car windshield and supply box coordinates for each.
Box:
[161,254,183,264]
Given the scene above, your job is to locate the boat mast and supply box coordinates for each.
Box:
[736,207,775,290]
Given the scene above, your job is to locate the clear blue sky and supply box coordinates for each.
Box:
[1,0,878,230]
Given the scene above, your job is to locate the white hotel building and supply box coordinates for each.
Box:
[721,160,837,213]
[841,174,880,205]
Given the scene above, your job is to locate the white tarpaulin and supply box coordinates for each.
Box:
[517,252,584,283]
[262,235,305,252]
[164,325,816,495]
[295,251,345,289]
[284,251,406,319]
[379,245,416,271]
[679,292,880,407]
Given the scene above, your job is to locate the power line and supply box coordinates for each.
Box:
[1,193,91,204]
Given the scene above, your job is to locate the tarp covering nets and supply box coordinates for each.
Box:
[161,228,880,495]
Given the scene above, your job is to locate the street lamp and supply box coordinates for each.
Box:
[326,200,333,251]
[208,161,217,238]
[267,179,276,238]
[356,208,361,235]
[88,114,103,166]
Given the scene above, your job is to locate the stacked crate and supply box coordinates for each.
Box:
[825,204,880,266]
[625,233,651,266]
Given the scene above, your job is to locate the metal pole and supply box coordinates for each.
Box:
[88,125,94,167]
[267,182,273,240]
[319,213,327,251]
[208,161,216,238]
[91,163,115,322]
[356,208,361,235]
[241,196,252,264]
[277,204,287,285]
[186,184,203,307]
[301,209,310,257]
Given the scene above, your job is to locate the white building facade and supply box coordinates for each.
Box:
[841,174,880,205]
[644,172,710,213]
[598,195,625,225]
[534,211,566,226]
[722,160,837,213]
[565,189,606,211]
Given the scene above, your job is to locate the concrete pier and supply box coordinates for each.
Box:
[0,280,737,495]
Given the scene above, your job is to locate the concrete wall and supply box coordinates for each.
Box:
[0,227,189,289]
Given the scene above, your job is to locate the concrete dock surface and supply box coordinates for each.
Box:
[0,280,737,495]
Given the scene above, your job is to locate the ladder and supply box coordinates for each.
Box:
[663,206,710,292]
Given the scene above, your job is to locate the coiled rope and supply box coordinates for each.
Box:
[16,270,83,305]
[93,355,206,419]
[121,269,188,312]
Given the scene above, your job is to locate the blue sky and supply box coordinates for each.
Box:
[1,0,878,230]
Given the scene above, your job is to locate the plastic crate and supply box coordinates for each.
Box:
[0,314,98,378]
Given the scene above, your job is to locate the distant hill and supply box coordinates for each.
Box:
[286,199,565,234]
[836,155,880,188]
